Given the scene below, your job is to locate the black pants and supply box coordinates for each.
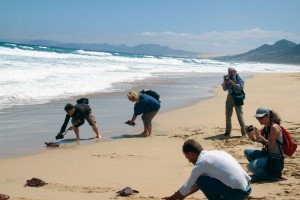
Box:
[196,176,251,200]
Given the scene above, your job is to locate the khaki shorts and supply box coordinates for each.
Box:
[72,112,96,126]
[141,111,158,126]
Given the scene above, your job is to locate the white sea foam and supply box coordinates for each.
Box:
[38,46,48,49]
[0,44,299,110]
[76,49,112,56]
[20,46,34,50]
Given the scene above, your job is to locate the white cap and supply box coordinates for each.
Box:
[254,107,269,117]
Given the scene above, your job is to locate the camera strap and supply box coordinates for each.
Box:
[264,125,284,158]
[230,74,244,96]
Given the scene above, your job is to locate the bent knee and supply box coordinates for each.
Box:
[195,176,210,188]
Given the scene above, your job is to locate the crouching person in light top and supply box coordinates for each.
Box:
[163,139,251,200]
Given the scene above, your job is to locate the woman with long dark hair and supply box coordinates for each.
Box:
[244,107,284,181]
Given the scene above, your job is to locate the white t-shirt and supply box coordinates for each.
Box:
[179,150,251,196]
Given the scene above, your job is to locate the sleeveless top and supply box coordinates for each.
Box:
[264,124,284,156]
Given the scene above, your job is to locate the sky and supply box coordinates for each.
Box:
[1,0,300,54]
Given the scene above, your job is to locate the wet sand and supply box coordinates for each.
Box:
[0,72,222,159]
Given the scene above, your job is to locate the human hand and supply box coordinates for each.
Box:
[253,127,261,138]
[125,120,136,126]
[245,125,254,133]
[223,75,230,81]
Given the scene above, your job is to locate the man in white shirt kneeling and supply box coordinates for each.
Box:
[163,139,252,200]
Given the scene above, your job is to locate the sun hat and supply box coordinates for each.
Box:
[254,107,269,117]
[228,67,236,71]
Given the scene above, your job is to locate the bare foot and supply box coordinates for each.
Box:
[95,135,102,139]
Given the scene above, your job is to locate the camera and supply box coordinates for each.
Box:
[224,75,230,81]
[246,125,254,132]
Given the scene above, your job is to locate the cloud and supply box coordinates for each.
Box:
[134,29,300,54]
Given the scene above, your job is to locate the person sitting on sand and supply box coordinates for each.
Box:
[244,107,284,181]
[59,103,100,140]
[163,139,251,200]
[126,91,160,136]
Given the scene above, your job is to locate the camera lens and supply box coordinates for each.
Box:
[247,125,253,132]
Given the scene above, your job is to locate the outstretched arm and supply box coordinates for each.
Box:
[129,115,137,125]
[60,115,70,133]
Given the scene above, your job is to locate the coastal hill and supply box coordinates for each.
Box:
[9,39,199,57]
[216,39,300,64]
[3,39,300,64]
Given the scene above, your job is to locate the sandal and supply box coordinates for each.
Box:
[26,178,47,187]
[0,194,10,200]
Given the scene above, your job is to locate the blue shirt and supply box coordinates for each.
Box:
[134,93,161,115]
[223,74,244,94]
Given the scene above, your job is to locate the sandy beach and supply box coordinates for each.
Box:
[0,73,299,200]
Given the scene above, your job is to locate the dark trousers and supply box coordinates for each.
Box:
[196,176,251,200]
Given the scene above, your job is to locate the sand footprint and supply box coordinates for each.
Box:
[44,183,114,193]
[110,196,202,200]
[10,198,38,200]
[247,196,275,200]
[91,153,149,159]
[111,196,160,200]
[169,127,205,140]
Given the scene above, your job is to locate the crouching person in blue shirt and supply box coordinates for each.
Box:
[127,91,160,136]
[163,139,252,200]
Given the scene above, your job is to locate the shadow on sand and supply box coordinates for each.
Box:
[249,174,287,184]
[58,137,96,144]
[203,133,244,141]
[111,133,147,140]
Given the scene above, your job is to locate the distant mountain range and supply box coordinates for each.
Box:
[216,39,300,64]
[2,39,300,64]
[3,39,199,57]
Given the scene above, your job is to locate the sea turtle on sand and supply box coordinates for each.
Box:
[45,142,60,148]
[0,194,10,200]
[116,187,139,197]
[26,178,47,187]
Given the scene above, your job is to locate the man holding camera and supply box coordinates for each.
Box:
[222,67,246,136]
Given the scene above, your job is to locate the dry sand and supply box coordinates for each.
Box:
[0,73,299,200]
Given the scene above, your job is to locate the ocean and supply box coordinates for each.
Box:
[1,41,300,159]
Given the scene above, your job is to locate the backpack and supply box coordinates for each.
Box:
[277,125,297,156]
[140,90,161,102]
[76,98,89,104]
